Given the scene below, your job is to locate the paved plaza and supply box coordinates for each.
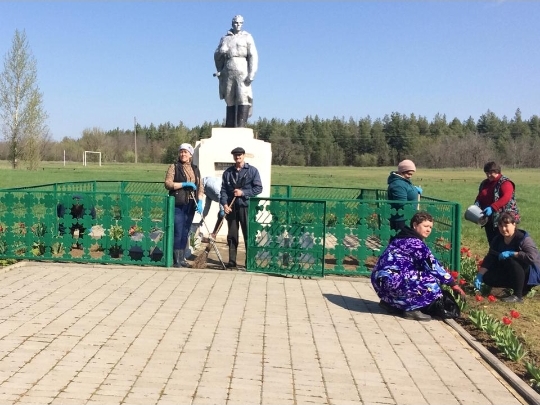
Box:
[0,261,528,405]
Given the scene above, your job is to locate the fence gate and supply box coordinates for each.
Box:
[247,198,326,278]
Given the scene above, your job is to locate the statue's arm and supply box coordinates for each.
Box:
[246,34,258,81]
[214,37,226,71]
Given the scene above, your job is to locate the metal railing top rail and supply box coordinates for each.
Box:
[2,181,166,194]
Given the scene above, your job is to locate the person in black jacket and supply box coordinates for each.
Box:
[164,143,204,267]
[474,212,540,303]
[220,146,263,268]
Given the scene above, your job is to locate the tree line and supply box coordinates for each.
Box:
[2,109,539,169]
[2,31,539,170]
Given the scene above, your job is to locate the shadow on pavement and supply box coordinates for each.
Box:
[323,293,380,314]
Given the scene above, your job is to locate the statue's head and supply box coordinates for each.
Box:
[231,15,244,33]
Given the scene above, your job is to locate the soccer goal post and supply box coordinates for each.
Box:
[83,151,102,166]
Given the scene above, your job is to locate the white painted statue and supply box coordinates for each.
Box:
[214,15,258,128]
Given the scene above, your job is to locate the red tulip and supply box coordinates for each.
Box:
[475,295,484,302]
[459,279,467,285]
[450,271,459,279]
[510,310,520,319]
[488,295,497,302]
[502,317,512,325]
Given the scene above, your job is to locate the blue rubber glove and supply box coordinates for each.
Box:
[219,209,225,218]
[483,206,493,216]
[181,182,196,191]
[415,186,423,195]
[499,251,515,260]
[196,199,203,214]
[474,273,483,290]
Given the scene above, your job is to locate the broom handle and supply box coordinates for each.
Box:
[214,196,236,235]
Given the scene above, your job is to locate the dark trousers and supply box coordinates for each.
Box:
[483,257,530,298]
[226,206,248,266]
[390,220,406,232]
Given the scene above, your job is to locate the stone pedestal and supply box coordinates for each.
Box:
[193,128,272,239]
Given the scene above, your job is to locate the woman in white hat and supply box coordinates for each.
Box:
[387,159,423,232]
[164,143,204,267]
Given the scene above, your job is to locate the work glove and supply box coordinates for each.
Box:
[474,273,484,290]
[219,209,225,218]
[196,199,203,214]
[181,182,197,191]
[498,251,515,260]
[415,186,423,195]
[474,201,480,207]
[483,206,493,217]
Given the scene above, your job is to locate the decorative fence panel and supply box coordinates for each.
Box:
[253,186,461,277]
[0,187,174,267]
[247,198,326,277]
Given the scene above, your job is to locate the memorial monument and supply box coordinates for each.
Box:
[192,15,270,241]
[213,15,258,128]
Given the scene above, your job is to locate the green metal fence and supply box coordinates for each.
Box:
[1,182,460,276]
[246,198,327,277]
[247,186,461,277]
[0,182,174,267]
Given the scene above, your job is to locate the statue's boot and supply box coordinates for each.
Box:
[225,106,236,127]
[236,105,250,127]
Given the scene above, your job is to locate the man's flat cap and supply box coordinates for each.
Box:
[231,147,246,154]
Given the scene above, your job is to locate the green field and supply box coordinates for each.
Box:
[2,161,538,257]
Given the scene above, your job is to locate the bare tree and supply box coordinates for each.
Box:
[0,30,48,169]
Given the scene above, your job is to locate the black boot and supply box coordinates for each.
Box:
[225,106,236,127]
[227,245,237,269]
[236,105,250,127]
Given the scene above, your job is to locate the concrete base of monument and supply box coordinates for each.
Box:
[192,127,272,240]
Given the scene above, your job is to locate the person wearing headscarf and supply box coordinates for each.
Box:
[387,159,422,232]
[164,143,203,267]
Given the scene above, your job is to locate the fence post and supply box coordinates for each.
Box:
[164,196,175,268]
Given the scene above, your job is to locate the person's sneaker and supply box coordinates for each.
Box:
[379,300,404,316]
[501,295,523,303]
[403,310,432,321]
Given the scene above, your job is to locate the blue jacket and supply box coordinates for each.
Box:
[220,163,263,208]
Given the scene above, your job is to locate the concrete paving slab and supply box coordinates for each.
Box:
[0,261,533,405]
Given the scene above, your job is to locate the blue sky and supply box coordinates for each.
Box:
[0,1,539,141]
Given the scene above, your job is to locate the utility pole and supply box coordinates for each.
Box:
[134,116,138,164]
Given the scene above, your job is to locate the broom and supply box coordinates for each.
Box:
[193,196,236,269]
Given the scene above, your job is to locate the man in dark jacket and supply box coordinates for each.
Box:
[220,146,263,268]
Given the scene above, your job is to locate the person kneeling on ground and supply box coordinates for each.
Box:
[371,211,466,321]
[474,212,540,303]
